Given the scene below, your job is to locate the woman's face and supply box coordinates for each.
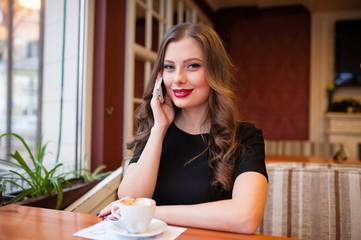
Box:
[162,37,210,112]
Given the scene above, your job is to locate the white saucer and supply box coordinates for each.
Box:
[109,218,167,237]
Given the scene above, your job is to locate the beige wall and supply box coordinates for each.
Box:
[309,9,361,142]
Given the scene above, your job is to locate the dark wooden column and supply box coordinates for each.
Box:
[91,0,126,171]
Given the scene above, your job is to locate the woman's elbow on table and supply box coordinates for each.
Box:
[225,201,264,234]
[240,218,261,235]
[229,172,267,234]
[229,213,262,235]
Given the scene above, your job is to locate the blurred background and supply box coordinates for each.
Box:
[0,0,360,193]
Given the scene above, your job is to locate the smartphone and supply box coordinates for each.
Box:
[156,76,166,103]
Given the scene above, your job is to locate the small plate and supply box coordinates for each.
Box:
[109,218,167,238]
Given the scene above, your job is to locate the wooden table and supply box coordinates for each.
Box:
[266,154,361,166]
[0,205,300,240]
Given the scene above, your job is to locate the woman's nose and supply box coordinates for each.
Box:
[173,69,186,85]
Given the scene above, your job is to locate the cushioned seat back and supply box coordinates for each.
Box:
[256,163,361,240]
[264,140,345,158]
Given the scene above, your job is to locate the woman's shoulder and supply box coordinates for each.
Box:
[235,121,264,146]
[236,121,263,137]
[234,121,268,181]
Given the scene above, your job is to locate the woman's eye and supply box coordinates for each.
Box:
[188,63,201,69]
[163,64,174,70]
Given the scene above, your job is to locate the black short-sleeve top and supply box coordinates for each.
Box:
[129,121,267,206]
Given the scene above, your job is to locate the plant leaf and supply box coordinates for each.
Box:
[0,158,22,168]
[8,170,34,188]
[33,158,49,177]
[8,151,40,187]
[92,165,106,175]
[47,163,63,178]
[50,178,63,210]
[9,188,35,204]
[5,179,26,192]
[36,137,48,173]
[0,133,36,166]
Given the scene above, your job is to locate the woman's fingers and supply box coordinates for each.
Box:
[164,92,172,106]
[103,205,120,220]
[97,197,133,220]
[96,204,111,218]
[151,77,161,107]
[162,94,175,123]
[96,200,120,218]
[105,213,118,220]
[150,74,175,130]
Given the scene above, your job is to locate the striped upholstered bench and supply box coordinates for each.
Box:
[256,162,361,240]
[264,140,345,158]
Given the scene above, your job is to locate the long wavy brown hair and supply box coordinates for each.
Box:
[127,23,242,192]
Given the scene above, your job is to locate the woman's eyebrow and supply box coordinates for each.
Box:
[184,57,203,63]
[163,59,174,64]
[164,57,203,63]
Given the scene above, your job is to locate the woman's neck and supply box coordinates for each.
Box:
[174,108,210,135]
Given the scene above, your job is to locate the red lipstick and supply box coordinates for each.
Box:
[173,89,193,98]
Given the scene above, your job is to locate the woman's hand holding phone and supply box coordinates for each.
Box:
[156,76,165,103]
[151,75,175,131]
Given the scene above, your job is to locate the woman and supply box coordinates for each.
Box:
[97,23,268,234]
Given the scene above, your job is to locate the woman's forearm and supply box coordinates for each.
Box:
[154,173,268,234]
[117,126,168,198]
[154,199,262,234]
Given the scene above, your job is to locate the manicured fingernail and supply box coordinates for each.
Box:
[96,211,101,217]
[111,218,118,221]
[102,216,107,220]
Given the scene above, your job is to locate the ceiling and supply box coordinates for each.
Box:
[204,0,361,12]
[204,0,310,11]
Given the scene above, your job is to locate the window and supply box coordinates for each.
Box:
[123,0,212,157]
[0,0,90,194]
[0,0,41,186]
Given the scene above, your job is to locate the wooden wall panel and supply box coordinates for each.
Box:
[92,0,125,171]
[215,6,310,140]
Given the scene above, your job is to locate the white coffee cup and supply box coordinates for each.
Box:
[111,197,156,234]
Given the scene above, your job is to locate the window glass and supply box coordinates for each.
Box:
[0,0,40,163]
[0,0,8,161]
[0,0,87,194]
[11,0,40,160]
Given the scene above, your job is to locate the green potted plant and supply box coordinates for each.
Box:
[0,179,6,206]
[0,133,74,209]
[0,133,111,210]
[77,164,112,183]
